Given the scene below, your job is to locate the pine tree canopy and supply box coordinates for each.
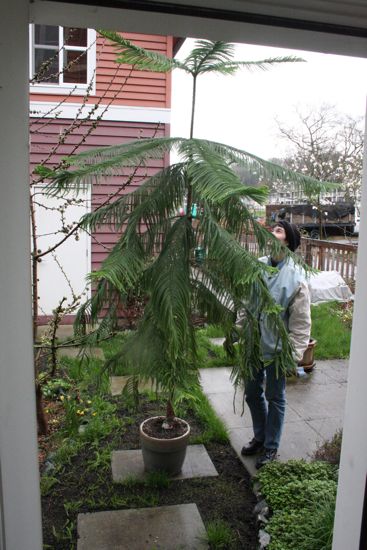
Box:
[43,35,334,411]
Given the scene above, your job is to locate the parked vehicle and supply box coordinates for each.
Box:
[266,202,356,239]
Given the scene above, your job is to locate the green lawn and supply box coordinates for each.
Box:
[199,301,353,363]
[311,301,351,359]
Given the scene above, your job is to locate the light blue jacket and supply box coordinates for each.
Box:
[258,256,306,360]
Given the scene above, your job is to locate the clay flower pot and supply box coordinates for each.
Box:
[298,338,317,372]
[140,416,190,475]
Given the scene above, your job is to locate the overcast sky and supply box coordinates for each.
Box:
[171,39,367,161]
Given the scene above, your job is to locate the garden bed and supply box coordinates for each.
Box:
[40,393,258,549]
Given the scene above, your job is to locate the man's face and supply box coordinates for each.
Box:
[272,225,288,246]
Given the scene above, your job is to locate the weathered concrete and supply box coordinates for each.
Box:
[200,360,348,476]
[208,337,225,347]
[77,503,208,549]
[112,444,218,482]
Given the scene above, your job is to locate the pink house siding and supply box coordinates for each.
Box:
[30,117,168,271]
[30,33,173,108]
[30,31,173,323]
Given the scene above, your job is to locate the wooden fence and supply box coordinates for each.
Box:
[240,233,358,283]
[299,238,358,282]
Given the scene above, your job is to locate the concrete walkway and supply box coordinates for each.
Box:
[200,359,348,476]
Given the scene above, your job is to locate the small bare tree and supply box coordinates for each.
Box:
[30,29,156,433]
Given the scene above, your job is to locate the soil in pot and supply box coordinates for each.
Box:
[142,416,188,439]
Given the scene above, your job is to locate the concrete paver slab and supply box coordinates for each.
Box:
[77,503,208,549]
[200,361,348,475]
[112,445,218,482]
[306,417,344,442]
[199,367,236,394]
[278,419,321,461]
[208,337,225,347]
[287,382,346,421]
[317,359,349,384]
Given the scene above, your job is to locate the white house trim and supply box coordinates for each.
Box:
[1,2,366,549]
[29,101,171,124]
[0,1,43,549]
[30,1,367,58]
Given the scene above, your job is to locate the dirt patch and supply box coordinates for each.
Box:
[41,396,258,549]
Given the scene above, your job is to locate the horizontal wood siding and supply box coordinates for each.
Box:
[30,32,173,109]
[30,117,168,275]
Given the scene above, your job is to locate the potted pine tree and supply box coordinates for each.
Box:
[43,36,332,475]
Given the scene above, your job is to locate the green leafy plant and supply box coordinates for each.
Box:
[204,519,236,549]
[144,471,171,489]
[266,493,336,550]
[40,475,59,496]
[42,377,72,399]
[180,385,229,444]
[313,429,342,465]
[45,36,334,428]
[256,460,338,550]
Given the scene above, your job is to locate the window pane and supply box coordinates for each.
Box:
[35,25,59,46]
[63,50,87,83]
[34,49,59,83]
[64,27,87,47]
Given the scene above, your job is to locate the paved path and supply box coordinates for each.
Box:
[200,359,348,476]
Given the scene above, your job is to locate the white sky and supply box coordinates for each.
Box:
[171,39,367,161]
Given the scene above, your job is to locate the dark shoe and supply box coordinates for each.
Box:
[256,448,278,469]
[241,438,264,456]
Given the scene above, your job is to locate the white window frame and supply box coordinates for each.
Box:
[29,25,96,95]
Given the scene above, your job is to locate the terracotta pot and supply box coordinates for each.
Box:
[298,338,317,372]
[139,416,190,475]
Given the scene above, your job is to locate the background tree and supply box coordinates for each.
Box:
[272,104,363,212]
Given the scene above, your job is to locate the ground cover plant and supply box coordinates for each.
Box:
[39,340,258,549]
[256,459,338,550]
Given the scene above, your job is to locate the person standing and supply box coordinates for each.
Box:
[241,220,311,468]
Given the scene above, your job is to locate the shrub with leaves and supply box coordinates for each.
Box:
[256,460,338,550]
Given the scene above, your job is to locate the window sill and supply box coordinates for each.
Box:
[30,84,95,96]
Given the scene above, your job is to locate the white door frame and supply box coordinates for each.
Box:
[1,2,366,549]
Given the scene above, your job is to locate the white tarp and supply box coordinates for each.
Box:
[307,270,353,304]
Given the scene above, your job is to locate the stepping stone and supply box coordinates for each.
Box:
[208,337,225,347]
[110,375,159,396]
[112,444,218,482]
[77,503,208,549]
[57,347,105,360]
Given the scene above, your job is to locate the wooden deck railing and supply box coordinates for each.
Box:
[239,233,358,283]
[300,238,358,282]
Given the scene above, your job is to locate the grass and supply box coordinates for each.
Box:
[204,519,236,549]
[311,302,351,359]
[196,327,237,369]
[177,385,229,444]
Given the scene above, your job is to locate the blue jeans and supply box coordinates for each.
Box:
[245,362,286,450]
